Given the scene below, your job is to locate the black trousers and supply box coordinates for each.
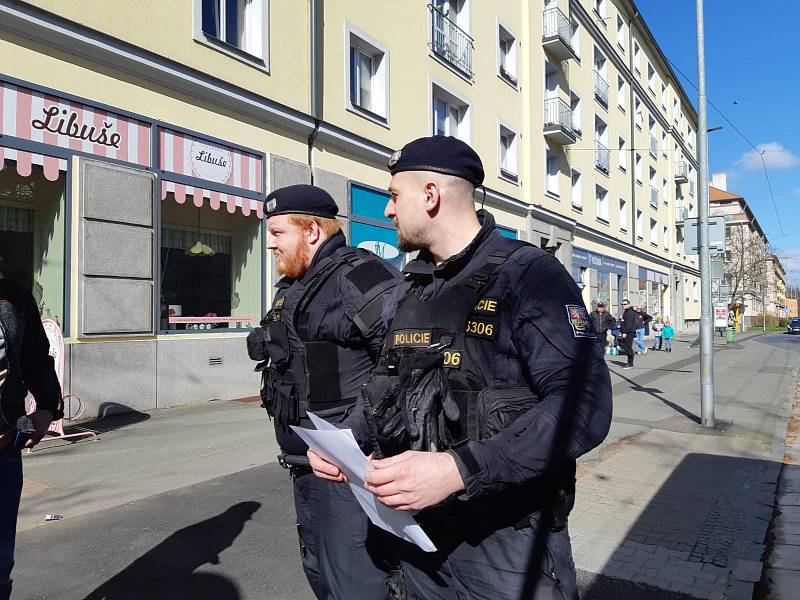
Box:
[621,333,635,365]
[293,473,394,599]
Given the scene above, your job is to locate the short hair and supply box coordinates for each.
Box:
[288,214,341,237]
[622,298,630,304]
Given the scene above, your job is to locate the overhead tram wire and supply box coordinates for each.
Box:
[664,57,785,236]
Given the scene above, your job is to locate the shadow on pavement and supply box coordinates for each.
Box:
[83,501,261,600]
[579,453,779,599]
[613,371,701,424]
[66,402,151,436]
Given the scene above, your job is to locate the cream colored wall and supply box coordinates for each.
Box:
[22,0,310,114]
[0,33,308,166]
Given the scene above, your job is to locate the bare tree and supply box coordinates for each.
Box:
[724,224,772,303]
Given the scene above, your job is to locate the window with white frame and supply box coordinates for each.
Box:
[570,93,582,135]
[596,185,609,222]
[662,178,668,205]
[661,130,667,157]
[619,197,628,231]
[634,97,643,128]
[661,82,667,109]
[647,62,656,93]
[498,23,517,85]
[636,209,643,239]
[692,280,698,302]
[593,0,607,19]
[617,76,627,111]
[616,15,626,50]
[649,218,658,245]
[347,27,388,120]
[499,124,519,180]
[635,152,642,183]
[663,226,669,250]
[571,169,582,210]
[432,84,470,141]
[199,0,268,61]
[633,39,641,73]
[546,145,560,196]
[571,17,581,58]
[618,136,627,171]
[673,97,679,124]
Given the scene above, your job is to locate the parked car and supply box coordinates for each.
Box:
[787,318,800,335]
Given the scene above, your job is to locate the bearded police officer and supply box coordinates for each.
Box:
[246,184,401,599]
[309,137,612,599]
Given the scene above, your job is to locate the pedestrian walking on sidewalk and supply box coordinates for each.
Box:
[634,306,651,355]
[651,318,664,351]
[589,302,615,348]
[0,276,63,600]
[620,299,637,368]
[246,186,402,598]
[662,319,675,352]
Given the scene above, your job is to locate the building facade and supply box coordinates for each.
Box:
[0,0,700,417]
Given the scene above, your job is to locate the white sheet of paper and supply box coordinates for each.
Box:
[292,413,437,553]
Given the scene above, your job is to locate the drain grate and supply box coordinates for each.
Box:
[208,356,223,366]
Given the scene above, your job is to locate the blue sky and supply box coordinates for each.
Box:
[637,0,800,286]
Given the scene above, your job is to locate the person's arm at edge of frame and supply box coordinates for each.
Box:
[20,289,63,447]
[448,253,613,500]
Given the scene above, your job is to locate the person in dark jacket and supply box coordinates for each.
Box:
[309,136,613,599]
[620,299,638,369]
[634,307,652,355]
[246,185,401,598]
[589,302,615,348]
[0,276,63,600]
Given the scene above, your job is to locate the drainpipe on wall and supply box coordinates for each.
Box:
[308,0,324,183]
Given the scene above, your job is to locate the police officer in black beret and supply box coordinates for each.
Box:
[309,137,613,599]
[246,184,401,598]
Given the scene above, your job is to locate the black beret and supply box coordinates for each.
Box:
[264,184,339,219]
[387,136,484,186]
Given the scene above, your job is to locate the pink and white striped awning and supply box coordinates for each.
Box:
[0,145,67,181]
[158,128,262,194]
[1,81,151,166]
[161,180,264,219]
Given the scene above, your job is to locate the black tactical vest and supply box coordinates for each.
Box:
[252,246,396,437]
[365,237,540,455]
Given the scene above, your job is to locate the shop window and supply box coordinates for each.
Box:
[159,196,262,330]
[0,164,67,327]
[350,184,403,270]
[199,0,269,62]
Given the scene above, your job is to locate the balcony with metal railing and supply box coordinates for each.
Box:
[593,71,609,106]
[542,7,577,61]
[675,205,688,225]
[649,185,659,208]
[649,134,658,157]
[543,97,577,145]
[674,161,688,183]
[429,4,474,79]
[594,141,610,173]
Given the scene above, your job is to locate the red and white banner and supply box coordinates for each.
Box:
[161,180,264,219]
[0,145,68,181]
[1,81,151,167]
[158,128,263,194]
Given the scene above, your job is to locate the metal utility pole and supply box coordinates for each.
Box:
[696,0,715,428]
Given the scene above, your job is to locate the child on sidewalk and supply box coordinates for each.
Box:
[651,318,664,350]
[662,319,675,352]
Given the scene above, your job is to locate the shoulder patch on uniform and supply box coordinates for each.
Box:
[345,260,395,294]
[565,305,597,339]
